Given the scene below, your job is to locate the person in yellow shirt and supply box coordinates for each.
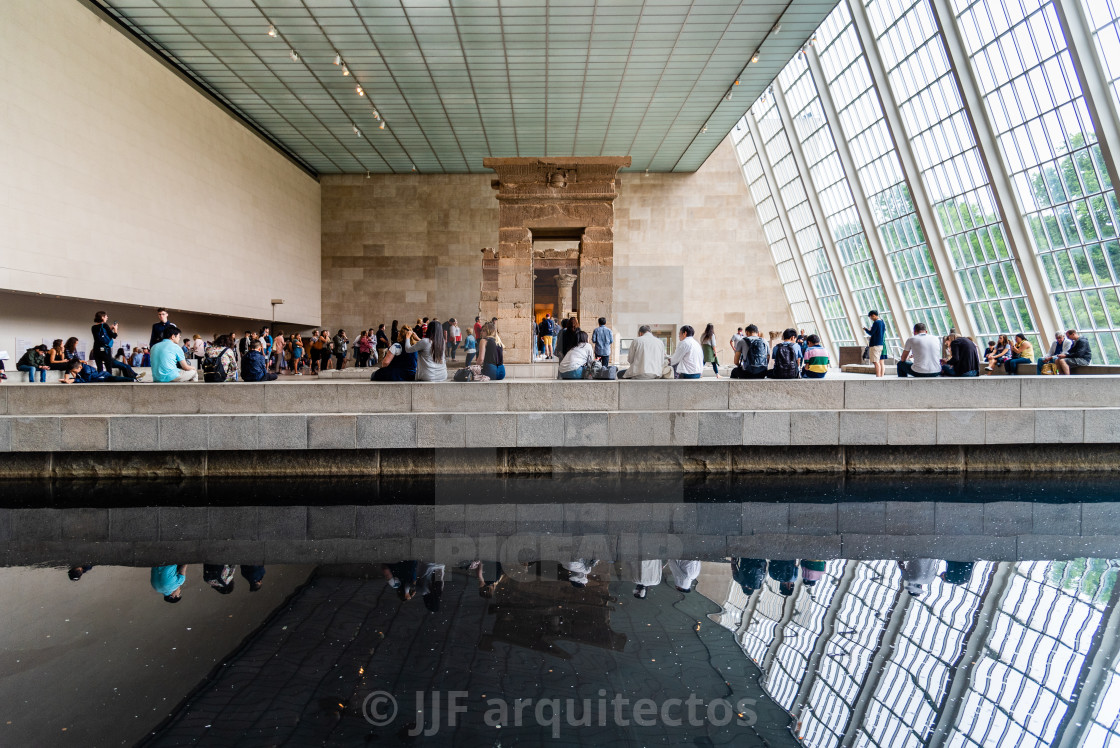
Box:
[1005,333,1035,375]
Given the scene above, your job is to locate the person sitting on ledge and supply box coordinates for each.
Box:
[371,326,418,381]
[16,345,50,383]
[241,339,277,382]
[151,325,198,382]
[669,325,703,379]
[622,325,667,380]
[731,324,769,379]
[1036,331,1070,374]
[768,328,802,379]
[1004,333,1034,375]
[59,358,144,383]
[1057,329,1092,374]
[558,330,595,379]
[408,318,447,382]
[477,322,506,381]
[940,333,980,377]
[897,322,942,377]
[801,334,830,378]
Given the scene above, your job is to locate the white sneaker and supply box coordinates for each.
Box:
[133,372,147,382]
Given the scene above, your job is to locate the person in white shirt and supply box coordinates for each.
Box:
[896,322,943,377]
[622,325,667,380]
[669,325,704,379]
[667,559,701,592]
[557,330,595,379]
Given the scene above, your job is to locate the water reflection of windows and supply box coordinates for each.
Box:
[817,1,956,336]
[732,118,820,333]
[765,561,846,711]
[739,574,788,666]
[946,560,1116,747]
[867,0,1039,340]
[799,561,900,748]
[855,562,992,748]
[779,51,901,352]
[957,0,1120,362]
[753,95,858,346]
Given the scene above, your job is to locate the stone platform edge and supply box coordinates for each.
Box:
[3,444,1120,479]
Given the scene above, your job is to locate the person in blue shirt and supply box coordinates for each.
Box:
[60,359,142,383]
[241,339,277,381]
[151,325,198,382]
[151,564,187,603]
[863,310,887,378]
[591,317,613,366]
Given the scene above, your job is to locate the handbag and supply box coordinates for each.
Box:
[1041,362,1057,375]
[594,365,618,380]
[862,346,869,362]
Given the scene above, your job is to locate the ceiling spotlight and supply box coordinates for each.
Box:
[289,49,300,62]
[411,164,417,172]
[365,170,370,179]
[267,24,277,37]
[735,78,740,86]
[774,23,782,34]
[372,110,380,120]
[751,51,760,64]
[356,85,364,96]
[702,125,708,133]
[725,91,733,101]
[353,125,362,137]
[644,168,649,177]
[378,120,386,130]
[810,34,818,45]
[342,63,350,76]
[334,53,342,66]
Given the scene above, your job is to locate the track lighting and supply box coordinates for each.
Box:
[356,85,364,96]
[342,63,350,76]
[372,110,380,120]
[751,51,759,64]
[702,125,708,133]
[378,120,386,130]
[353,125,361,137]
[725,91,733,101]
[267,24,277,37]
[289,49,299,62]
[334,53,342,66]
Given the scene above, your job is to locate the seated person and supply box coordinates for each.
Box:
[240,340,277,382]
[669,325,703,379]
[800,335,830,378]
[897,323,942,377]
[768,328,802,379]
[731,324,769,379]
[59,358,141,383]
[940,334,980,377]
[558,330,595,379]
[1005,333,1034,375]
[16,345,50,383]
[203,334,239,382]
[1057,329,1092,374]
[46,339,73,370]
[621,325,667,380]
[371,327,418,381]
[1036,332,1070,374]
[985,334,1012,373]
[151,325,198,382]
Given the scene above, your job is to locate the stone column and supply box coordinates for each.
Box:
[578,226,613,328]
[555,272,577,319]
[494,226,533,359]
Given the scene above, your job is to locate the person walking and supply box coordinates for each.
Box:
[700,323,722,378]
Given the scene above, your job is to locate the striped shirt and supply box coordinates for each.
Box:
[803,345,830,375]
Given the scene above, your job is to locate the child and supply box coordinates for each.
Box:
[464,330,478,367]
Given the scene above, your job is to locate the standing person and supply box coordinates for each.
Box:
[622,325,667,380]
[700,323,722,378]
[669,325,703,379]
[16,345,50,383]
[769,329,802,379]
[730,327,744,352]
[1005,333,1034,375]
[290,334,305,375]
[332,329,349,371]
[442,319,453,360]
[151,326,197,382]
[537,314,555,361]
[356,331,372,368]
[319,330,334,372]
[308,330,323,374]
[90,311,120,374]
[1057,329,1092,374]
[260,326,272,360]
[150,309,171,348]
[801,334,831,378]
[390,320,399,347]
[238,330,253,359]
[463,327,478,367]
[130,346,144,368]
[732,324,770,379]
[191,335,206,369]
[591,317,613,366]
[863,310,887,378]
[472,316,483,342]
[376,324,390,364]
[448,318,461,361]
[559,317,581,362]
[476,321,506,380]
[271,330,285,374]
[896,323,942,377]
[408,318,447,382]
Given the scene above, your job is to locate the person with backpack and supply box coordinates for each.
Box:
[537,313,556,360]
[731,324,769,379]
[201,334,238,382]
[769,328,802,379]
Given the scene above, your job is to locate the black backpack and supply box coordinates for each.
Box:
[741,336,768,369]
[770,342,800,379]
[202,347,232,382]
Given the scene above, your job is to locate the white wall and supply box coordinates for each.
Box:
[0,0,322,325]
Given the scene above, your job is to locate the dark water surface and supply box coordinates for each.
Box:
[1,477,1118,746]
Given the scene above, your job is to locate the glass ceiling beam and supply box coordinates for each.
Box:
[772,82,870,342]
[744,114,840,353]
[803,44,915,336]
[928,0,1062,337]
[847,0,978,337]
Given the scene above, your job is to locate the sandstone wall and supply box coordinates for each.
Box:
[321,138,790,342]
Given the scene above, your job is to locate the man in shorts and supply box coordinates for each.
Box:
[863,310,886,377]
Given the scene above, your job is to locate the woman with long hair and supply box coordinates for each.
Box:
[408,317,447,381]
[986,333,1012,373]
[372,325,419,381]
[700,323,722,378]
[476,321,506,380]
[291,334,304,375]
[47,339,71,370]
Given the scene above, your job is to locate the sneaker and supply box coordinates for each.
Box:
[133,372,148,382]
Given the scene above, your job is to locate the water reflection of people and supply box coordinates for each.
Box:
[241,565,266,592]
[561,559,600,588]
[383,561,444,610]
[941,561,974,586]
[898,558,939,597]
[732,559,767,595]
[151,564,187,603]
[383,561,419,599]
[471,560,505,598]
[204,564,236,594]
[68,565,94,581]
[768,560,798,596]
[417,562,445,612]
[801,560,827,587]
[628,560,663,599]
[667,559,701,593]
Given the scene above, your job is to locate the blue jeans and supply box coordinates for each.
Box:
[679,372,701,379]
[559,367,584,380]
[1006,357,1031,375]
[482,363,505,380]
[940,365,978,377]
[18,365,45,382]
[897,361,939,377]
[464,352,476,367]
[801,370,826,378]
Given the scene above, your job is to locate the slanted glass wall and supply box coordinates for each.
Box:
[730,0,1120,362]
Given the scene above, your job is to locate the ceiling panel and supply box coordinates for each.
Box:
[93,0,838,174]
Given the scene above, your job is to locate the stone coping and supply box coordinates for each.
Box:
[3,376,1120,416]
[3,499,1117,565]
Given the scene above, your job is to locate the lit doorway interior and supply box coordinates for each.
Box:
[530,232,580,362]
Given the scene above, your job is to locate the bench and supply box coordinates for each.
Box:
[7,367,154,383]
